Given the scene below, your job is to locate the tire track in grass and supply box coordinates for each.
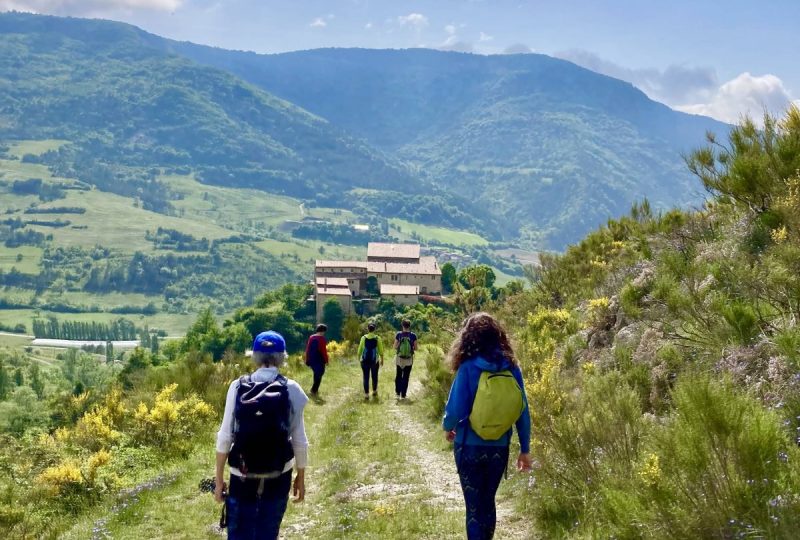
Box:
[293,362,465,539]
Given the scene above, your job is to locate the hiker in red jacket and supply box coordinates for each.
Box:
[304,324,329,396]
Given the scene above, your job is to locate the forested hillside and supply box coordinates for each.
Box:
[171,46,730,247]
[0,13,500,237]
[0,12,728,249]
[0,13,416,203]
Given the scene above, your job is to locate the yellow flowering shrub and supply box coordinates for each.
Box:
[373,503,397,516]
[638,452,661,487]
[87,450,112,481]
[586,296,612,328]
[38,462,83,496]
[37,450,116,502]
[326,340,347,362]
[67,409,122,451]
[527,355,564,426]
[132,383,215,453]
[101,388,127,426]
[522,307,577,364]
[771,225,788,244]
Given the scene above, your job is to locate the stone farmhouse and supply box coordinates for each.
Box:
[314,242,442,321]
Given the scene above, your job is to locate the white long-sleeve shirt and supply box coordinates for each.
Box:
[216,367,309,476]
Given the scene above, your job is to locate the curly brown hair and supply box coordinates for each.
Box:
[447,312,517,372]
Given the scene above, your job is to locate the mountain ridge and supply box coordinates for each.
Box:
[165,42,731,247]
[0,12,730,248]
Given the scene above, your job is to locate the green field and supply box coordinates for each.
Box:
[1,140,524,335]
[0,246,42,274]
[389,218,488,246]
[6,139,69,157]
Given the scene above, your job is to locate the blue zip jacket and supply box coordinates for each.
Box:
[442,356,531,454]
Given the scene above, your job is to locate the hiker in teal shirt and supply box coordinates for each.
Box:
[357,323,384,398]
[443,312,531,540]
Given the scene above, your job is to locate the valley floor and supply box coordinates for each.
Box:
[63,355,535,539]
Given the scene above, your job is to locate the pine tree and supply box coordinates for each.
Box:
[0,359,10,400]
[29,363,45,399]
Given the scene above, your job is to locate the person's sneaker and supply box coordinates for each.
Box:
[372,391,378,398]
[396,393,401,399]
[364,394,370,400]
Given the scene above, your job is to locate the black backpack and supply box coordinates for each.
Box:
[228,374,294,475]
[362,336,379,363]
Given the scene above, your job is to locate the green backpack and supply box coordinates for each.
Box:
[469,370,525,440]
[397,334,414,359]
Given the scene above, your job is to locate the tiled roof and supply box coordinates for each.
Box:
[316,286,353,296]
[315,277,350,288]
[380,284,420,295]
[315,260,368,269]
[367,242,420,260]
[367,256,441,276]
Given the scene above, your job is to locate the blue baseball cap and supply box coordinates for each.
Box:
[253,331,286,354]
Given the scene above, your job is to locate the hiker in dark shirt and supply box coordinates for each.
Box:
[357,323,384,399]
[304,324,329,396]
[393,319,418,400]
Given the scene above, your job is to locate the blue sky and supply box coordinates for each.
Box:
[2,0,798,123]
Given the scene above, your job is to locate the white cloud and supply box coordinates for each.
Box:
[309,17,327,28]
[479,31,493,42]
[364,21,373,30]
[556,49,717,106]
[0,0,182,13]
[503,43,533,54]
[677,72,798,125]
[398,12,428,29]
[555,49,797,125]
[438,34,473,53]
[444,23,456,35]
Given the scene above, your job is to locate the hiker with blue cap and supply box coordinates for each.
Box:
[214,331,309,540]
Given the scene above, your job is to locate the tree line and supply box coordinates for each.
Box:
[31,316,142,340]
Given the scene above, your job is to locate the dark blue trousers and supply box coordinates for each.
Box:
[309,362,325,393]
[454,443,510,540]
[226,472,291,540]
[361,359,379,393]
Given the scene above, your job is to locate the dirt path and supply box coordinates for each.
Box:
[388,379,536,539]
[62,360,536,539]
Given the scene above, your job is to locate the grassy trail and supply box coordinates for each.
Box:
[64,356,535,539]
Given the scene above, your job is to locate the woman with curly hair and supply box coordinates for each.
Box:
[443,312,531,540]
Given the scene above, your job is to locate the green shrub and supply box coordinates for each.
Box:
[717,299,761,345]
[530,371,648,538]
[648,376,800,538]
[420,345,453,419]
[774,327,800,369]
[528,374,800,539]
